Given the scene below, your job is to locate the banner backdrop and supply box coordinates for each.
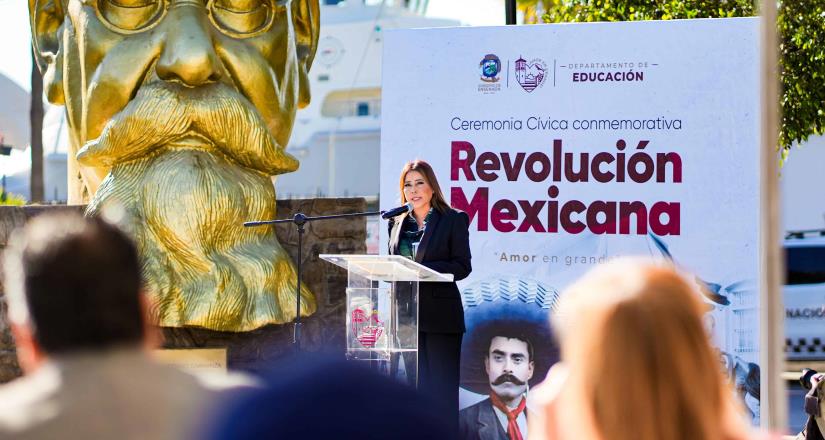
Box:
[380,18,761,428]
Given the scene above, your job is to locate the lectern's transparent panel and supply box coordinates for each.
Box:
[345,279,418,387]
[320,254,452,388]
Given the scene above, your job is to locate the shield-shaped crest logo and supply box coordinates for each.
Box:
[515,56,548,92]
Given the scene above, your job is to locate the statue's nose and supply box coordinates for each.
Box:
[156,1,222,86]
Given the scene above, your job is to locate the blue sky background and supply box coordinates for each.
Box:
[0,0,32,92]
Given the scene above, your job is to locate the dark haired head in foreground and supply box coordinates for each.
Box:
[204,354,452,440]
[4,212,145,361]
[0,212,212,439]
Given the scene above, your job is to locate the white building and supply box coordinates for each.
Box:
[781,134,825,232]
[277,1,458,199]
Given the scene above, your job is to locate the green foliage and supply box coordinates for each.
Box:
[0,191,27,206]
[778,1,825,152]
[542,0,825,154]
[543,0,754,22]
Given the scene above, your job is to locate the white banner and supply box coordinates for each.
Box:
[380,18,761,428]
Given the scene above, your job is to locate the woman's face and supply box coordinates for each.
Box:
[403,170,434,211]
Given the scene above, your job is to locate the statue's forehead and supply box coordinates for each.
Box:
[72,0,289,39]
[76,0,203,6]
[76,0,292,5]
[72,0,199,7]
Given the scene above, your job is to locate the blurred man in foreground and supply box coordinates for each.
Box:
[0,213,211,439]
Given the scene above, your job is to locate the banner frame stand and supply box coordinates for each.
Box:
[759,0,786,431]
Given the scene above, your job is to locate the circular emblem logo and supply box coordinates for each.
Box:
[479,54,501,83]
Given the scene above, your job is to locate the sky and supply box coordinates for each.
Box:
[0,0,34,178]
[0,0,32,93]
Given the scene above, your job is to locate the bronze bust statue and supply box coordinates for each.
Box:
[29,0,320,331]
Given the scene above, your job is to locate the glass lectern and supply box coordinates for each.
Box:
[320,254,454,387]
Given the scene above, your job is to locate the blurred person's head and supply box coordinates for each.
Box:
[485,335,534,405]
[3,212,147,372]
[203,354,452,440]
[550,258,746,440]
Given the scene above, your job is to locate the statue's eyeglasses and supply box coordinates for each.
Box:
[96,0,285,38]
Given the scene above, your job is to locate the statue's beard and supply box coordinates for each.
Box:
[81,82,315,331]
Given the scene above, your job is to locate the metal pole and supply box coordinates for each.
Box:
[30,47,44,203]
[759,0,785,431]
[294,213,307,351]
[505,0,516,25]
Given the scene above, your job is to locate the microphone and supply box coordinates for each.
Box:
[381,202,413,220]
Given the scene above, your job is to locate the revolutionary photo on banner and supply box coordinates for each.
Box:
[380,18,761,432]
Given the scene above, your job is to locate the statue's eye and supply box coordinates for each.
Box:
[98,0,166,32]
[208,0,279,37]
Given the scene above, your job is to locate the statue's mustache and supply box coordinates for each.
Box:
[76,82,298,176]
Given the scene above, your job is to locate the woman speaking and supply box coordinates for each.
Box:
[388,159,472,428]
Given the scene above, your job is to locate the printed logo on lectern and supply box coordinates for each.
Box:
[478,54,502,94]
[351,307,384,348]
[514,56,547,92]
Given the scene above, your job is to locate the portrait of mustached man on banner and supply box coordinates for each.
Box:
[28,0,320,331]
[459,277,559,440]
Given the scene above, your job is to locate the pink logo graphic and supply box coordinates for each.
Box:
[515,56,548,92]
[351,307,384,348]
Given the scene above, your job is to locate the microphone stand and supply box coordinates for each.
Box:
[244,210,383,352]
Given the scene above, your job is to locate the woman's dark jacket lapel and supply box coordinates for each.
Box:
[388,213,405,254]
[414,209,440,263]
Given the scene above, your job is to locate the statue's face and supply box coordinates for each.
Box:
[33,0,317,196]
[28,0,320,331]
[81,0,297,149]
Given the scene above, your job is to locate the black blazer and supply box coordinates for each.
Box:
[388,208,471,333]
[458,398,510,440]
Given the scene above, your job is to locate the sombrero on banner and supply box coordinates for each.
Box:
[460,277,561,395]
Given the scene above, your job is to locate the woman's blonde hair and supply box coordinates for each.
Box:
[553,258,745,440]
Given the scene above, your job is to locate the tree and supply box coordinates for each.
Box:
[778,1,825,157]
[30,47,44,203]
[542,0,825,156]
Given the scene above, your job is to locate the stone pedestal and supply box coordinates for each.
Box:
[0,199,367,382]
